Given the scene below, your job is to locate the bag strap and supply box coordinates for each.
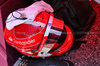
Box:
[65,0,80,25]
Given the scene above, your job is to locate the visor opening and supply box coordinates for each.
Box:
[48,27,67,53]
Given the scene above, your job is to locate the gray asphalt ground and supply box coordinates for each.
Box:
[63,1,100,66]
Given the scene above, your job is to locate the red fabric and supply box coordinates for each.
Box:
[0,8,8,66]
[0,0,6,5]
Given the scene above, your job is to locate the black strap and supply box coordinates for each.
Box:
[66,0,80,25]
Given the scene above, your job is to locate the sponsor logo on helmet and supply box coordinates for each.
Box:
[8,37,35,45]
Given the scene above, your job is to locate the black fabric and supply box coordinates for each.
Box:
[44,0,96,38]
[27,58,74,66]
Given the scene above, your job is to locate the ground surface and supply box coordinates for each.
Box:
[63,1,100,66]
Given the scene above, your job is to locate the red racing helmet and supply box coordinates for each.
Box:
[4,12,74,58]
